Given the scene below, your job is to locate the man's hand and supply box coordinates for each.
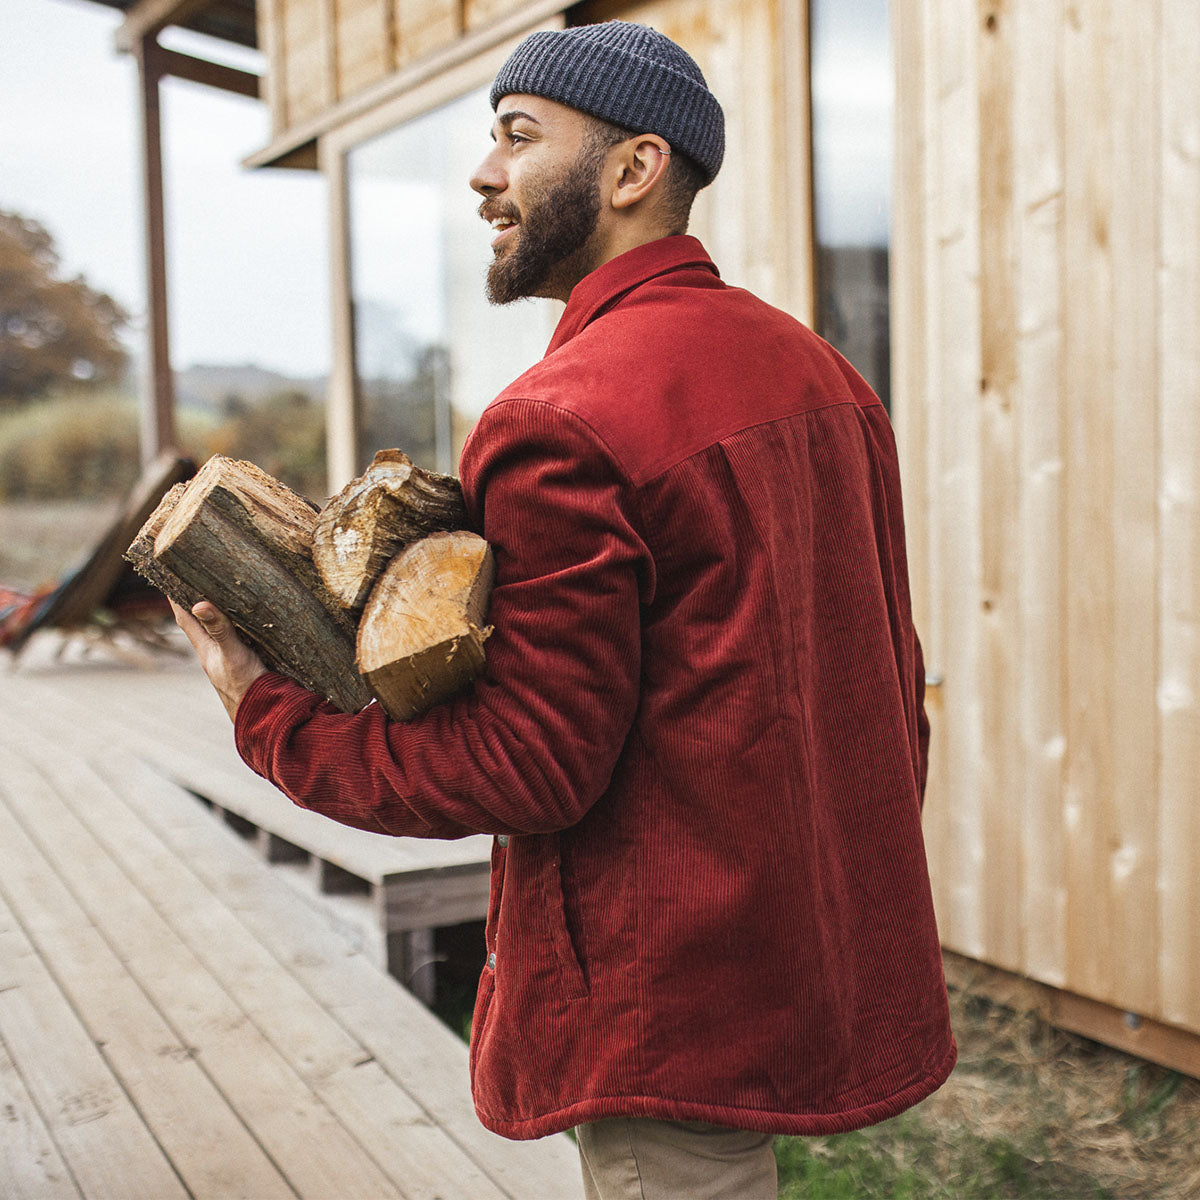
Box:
[171,600,267,723]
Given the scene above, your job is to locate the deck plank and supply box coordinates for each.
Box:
[0,887,188,1200]
[0,655,582,1198]
[0,777,296,1199]
[106,754,583,1198]
[49,740,511,1200]
[0,1031,82,1200]
[0,731,405,1199]
[7,660,494,887]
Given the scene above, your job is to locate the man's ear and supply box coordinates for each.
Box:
[610,135,673,211]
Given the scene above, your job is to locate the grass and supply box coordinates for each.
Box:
[771,971,1200,1199]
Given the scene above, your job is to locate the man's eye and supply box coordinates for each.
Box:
[507,131,530,146]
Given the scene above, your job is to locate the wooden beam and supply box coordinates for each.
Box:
[135,37,179,466]
[115,0,210,54]
[157,47,261,98]
[323,144,360,489]
[944,951,1200,1082]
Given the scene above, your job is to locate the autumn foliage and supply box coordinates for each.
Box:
[0,209,129,405]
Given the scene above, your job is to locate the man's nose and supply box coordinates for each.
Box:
[470,145,507,197]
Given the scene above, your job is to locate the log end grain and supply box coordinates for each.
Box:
[356,530,495,720]
[129,454,371,713]
[157,455,319,565]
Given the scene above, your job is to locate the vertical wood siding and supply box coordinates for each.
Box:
[583,0,814,323]
[395,0,462,68]
[259,0,468,131]
[893,0,1200,1035]
[1158,0,1200,1031]
[251,0,1199,1047]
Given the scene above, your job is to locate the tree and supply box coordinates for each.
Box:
[0,209,129,406]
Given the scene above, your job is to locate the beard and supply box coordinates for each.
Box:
[484,143,607,305]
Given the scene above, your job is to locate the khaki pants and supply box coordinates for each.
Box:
[576,1118,778,1200]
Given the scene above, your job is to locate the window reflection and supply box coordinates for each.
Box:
[346,87,556,473]
[810,0,893,408]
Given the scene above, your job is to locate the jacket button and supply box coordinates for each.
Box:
[497,835,509,848]
[487,952,496,971]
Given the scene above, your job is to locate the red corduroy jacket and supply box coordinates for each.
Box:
[235,235,957,1140]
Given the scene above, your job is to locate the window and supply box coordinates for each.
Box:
[345,85,557,473]
[809,0,893,408]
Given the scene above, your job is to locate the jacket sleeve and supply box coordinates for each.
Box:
[234,397,652,840]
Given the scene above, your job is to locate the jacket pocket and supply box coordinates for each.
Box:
[539,835,589,1000]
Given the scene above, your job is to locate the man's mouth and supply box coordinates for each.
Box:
[483,208,520,249]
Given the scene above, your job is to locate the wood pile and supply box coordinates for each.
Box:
[125,451,494,719]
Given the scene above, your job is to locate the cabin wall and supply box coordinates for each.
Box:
[892,0,1200,1036]
[258,0,531,135]
[249,0,1200,1056]
[581,0,814,323]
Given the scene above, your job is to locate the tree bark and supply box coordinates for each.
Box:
[126,455,373,713]
[313,449,467,613]
[356,530,495,720]
[124,481,201,611]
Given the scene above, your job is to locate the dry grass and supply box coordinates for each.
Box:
[0,499,122,591]
[777,965,1200,1199]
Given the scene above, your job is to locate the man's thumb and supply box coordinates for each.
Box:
[192,601,228,637]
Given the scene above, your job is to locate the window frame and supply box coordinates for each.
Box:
[317,17,565,490]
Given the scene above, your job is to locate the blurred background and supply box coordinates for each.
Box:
[1,0,331,595]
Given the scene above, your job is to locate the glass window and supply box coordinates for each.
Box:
[809,0,893,408]
[346,86,557,473]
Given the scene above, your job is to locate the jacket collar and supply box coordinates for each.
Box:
[546,235,719,354]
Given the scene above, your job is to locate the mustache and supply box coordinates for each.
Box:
[478,200,520,224]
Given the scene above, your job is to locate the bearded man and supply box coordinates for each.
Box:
[175,21,956,1200]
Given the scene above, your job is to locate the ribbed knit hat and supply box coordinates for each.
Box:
[489,21,725,185]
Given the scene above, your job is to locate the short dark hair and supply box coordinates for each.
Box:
[584,115,705,236]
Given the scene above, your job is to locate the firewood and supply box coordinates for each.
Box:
[125,455,373,713]
[313,449,467,613]
[356,530,495,720]
[123,482,202,612]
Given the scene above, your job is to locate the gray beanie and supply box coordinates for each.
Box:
[489,21,725,185]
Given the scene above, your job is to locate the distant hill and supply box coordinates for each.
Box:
[176,363,327,412]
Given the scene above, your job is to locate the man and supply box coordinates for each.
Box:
[176,20,956,1200]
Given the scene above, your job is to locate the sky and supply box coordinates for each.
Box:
[0,0,331,378]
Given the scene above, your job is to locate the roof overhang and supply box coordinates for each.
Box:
[84,0,258,51]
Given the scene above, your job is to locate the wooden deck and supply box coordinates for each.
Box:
[0,636,581,1199]
[7,636,496,1002]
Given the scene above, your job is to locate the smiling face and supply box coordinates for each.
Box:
[471,95,621,305]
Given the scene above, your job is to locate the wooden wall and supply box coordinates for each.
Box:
[257,0,535,136]
[249,0,1200,1060]
[581,0,814,324]
[892,0,1200,1039]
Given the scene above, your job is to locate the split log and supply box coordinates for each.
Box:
[125,455,373,713]
[123,482,201,611]
[356,530,495,720]
[313,449,467,613]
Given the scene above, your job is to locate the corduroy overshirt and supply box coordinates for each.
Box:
[234,235,957,1140]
